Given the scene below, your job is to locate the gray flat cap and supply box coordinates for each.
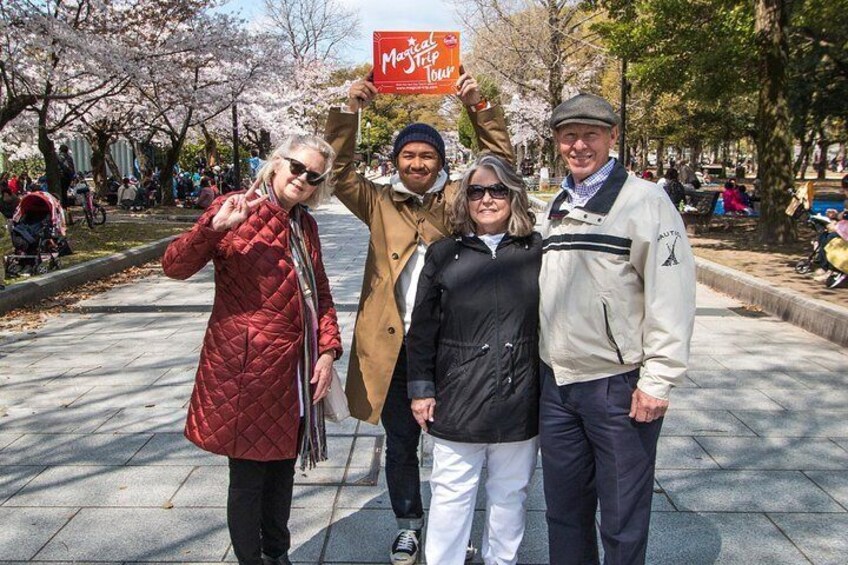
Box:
[549,93,620,129]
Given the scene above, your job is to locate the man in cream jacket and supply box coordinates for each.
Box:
[538,93,696,565]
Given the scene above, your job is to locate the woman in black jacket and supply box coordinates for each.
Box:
[407,154,541,565]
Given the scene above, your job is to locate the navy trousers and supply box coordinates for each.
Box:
[380,343,425,530]
[539,364,662,565]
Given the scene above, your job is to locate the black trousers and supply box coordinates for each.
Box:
[380,343,425,530]
[227,457,296,565]
[539,364,663,565]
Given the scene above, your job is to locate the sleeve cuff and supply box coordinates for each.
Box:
[408,380,436,400]
[636,377,672,401]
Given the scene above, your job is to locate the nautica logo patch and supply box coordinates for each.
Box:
[661,235,681,267]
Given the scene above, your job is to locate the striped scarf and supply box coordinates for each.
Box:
[287,203,328,470]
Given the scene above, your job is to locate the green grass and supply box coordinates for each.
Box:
[2,211,192,284]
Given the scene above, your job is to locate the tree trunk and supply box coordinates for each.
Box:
[133,140,151,177]
[160,139,184,207]
[656,138,665,176]
[794,128,814,179]
[88,129,113,196]
[37,104,62,201]
[547,1,564,110]
[755,0,795,243]
[202,125,220,167]
[815,131,828,180]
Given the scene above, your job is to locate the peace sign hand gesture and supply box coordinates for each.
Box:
[210,183,268,232]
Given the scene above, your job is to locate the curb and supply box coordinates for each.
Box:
[0,236,176,316]
[696,256,848,346]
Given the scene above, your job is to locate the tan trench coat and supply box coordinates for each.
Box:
[324,106,514,424]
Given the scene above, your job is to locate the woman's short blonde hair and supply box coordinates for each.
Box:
[255,134,336,208]
[449,154,536,237]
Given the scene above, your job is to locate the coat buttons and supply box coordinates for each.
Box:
[388,327,396,334]
[391,253,399,260]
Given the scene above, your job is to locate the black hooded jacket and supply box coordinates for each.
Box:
[406,232,542,443]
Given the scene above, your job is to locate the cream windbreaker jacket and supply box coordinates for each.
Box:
[538,163,696,400]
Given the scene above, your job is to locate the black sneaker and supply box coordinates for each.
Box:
[390,529,420,565]
[261,553,292,565]
[828,272,848,289]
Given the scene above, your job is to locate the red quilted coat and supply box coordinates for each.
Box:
[162,196,342,461]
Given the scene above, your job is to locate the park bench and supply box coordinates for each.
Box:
[681,189,720,234]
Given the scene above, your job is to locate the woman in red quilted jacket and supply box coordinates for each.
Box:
[162,134,343,565]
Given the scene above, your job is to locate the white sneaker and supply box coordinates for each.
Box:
[465,541,477,562]
[390,529,420,565]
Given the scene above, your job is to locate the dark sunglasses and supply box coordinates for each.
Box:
[466,183,510,201]
[285,157,326,186]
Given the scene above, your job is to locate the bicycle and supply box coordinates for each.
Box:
[69,180,106,228]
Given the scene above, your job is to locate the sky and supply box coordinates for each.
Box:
[223,0,464,64]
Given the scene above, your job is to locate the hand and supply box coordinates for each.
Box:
[455,65,482,107]
[826,221,838,233]
[311,352,335,404]
[411,398,436,432]
[210,183,268,232]
[629,388,669,423]
[347,70,378,112]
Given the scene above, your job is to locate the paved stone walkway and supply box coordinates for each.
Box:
[2,199,848,564]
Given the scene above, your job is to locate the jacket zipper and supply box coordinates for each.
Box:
[504,342,515,395]
[602,302,625,364]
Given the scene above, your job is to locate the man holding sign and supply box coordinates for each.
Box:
[324,62,513,564]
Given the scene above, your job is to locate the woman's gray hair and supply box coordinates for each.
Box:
[255,134,336,208]
[449,153,536,237]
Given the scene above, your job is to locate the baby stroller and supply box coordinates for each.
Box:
[3,192,71,278]
[787,182,848,288]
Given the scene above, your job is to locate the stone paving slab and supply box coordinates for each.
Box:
[3,465,192,507]
[804,471,848,509]
[665,388,787,411]
[0,405,120,433]
[660,410,757,437]
[768,513,848,565]
[656,470,846,512]
[760,389,848,411]
[684,369,809,389]
[0,433,152,466]
[655,437,719,470]
[126,433,224,467]
[34,508,231,562]
[0,466,45,503]
[0,507,75,561]
[696,437,848,470]
[644,512,809,564]
[732,410,848,438]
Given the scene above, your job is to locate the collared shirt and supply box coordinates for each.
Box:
[560,158,617,211]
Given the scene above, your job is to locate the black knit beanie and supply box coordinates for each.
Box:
[392,123,446,165]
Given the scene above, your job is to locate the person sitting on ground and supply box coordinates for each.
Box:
[722,180,752,216]
[196,176,219,209]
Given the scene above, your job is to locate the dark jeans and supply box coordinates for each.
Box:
[381,343,424,530]
[228,457,296,565]
[539,364,663,565]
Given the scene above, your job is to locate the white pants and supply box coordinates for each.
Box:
[425,436,538,565]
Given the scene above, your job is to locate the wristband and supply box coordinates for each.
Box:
[471,98,489,112]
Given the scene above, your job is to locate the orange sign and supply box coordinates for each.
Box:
[373,31,460,95]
